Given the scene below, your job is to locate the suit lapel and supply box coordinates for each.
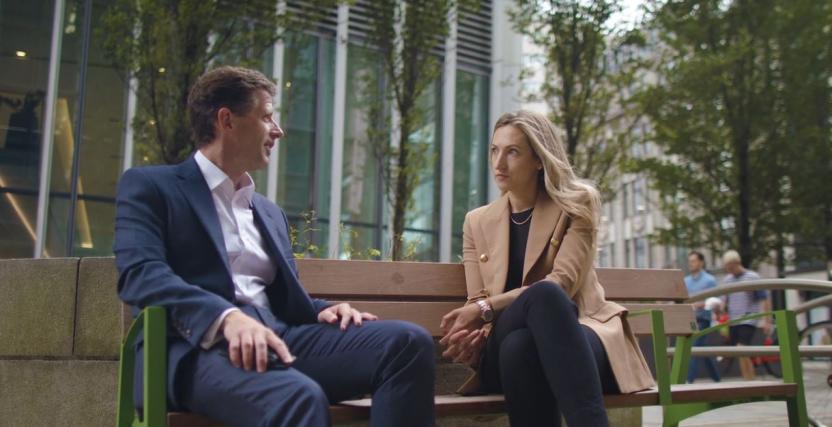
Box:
[522,191,563,284]
[251,196,318,323]
[250,197,292,276]
[175,157,233,278]
[480,194,510,293]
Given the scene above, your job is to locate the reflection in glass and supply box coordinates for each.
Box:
[341,44,384,258]
[341,43,442,261]
[403,79,441,261]
[278,33,334,256]
[44,0,126,257]
[0,0,54,258]
[635,237,648,268]
[451,71,489,259]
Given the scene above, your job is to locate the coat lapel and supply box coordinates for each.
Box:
[480,193,510,294]
[175,157,233,278]
[522,191,563,284]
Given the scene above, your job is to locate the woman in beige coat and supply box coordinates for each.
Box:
[440,111,654,426]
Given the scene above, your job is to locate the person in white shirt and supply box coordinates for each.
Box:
[114,66,435,427]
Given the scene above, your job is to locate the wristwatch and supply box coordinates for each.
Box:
[476,299,494,323]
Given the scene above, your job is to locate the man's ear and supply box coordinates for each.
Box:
[216,107,233,133]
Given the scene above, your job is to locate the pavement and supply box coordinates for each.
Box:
[643,360,832,426]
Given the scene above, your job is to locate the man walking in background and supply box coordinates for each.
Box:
[721,250,770,380]
[684,251,721,383]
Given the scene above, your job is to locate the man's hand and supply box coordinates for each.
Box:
[221,311,294,373]
[317,303,378,330]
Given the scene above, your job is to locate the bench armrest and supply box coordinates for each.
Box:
[668,310,806,392]
[116,306,167,427]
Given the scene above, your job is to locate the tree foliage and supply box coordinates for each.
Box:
[100,0,337,165]
[508,0,648,199]
[632,0,832,269]
[361,0,469,260]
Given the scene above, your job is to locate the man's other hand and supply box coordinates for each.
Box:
[221,311,294,372]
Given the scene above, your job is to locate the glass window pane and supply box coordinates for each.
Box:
[635,237,648,268]
[0,0,54,258]
[625,238,632,267]
[341,43,384,256]
[401,229,436,261]
[451,70,489,259]
[278,33,334,255]
[278,33,318,215]
[339,223,380,260]
[40,0,127,257]
[43,0,93,256]
[70,0,127,256]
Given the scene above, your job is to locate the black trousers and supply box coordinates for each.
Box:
[480,281,618,427]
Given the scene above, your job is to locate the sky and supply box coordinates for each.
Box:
[610,0,647,29]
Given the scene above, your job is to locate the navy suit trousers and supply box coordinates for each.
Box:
[175,307,435,427]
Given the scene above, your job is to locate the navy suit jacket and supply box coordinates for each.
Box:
[113,156,330,407]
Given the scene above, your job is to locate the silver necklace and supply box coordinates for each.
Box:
[510,209,533,225]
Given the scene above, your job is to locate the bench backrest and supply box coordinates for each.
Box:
[297,259,694,337]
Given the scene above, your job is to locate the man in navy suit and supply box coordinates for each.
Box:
[114,66,435,427]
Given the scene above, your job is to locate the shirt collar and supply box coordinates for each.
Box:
[194,150,256,205]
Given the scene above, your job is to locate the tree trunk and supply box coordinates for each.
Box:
[391,115,413,261]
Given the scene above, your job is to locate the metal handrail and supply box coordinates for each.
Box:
[794,294,832,314]
[686,279,832,303]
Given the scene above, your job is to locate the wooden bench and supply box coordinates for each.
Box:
[116,259,810,426]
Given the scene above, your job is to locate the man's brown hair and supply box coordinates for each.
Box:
[187,66,277,147]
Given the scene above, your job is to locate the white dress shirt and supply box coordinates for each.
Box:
[194,151,277,348]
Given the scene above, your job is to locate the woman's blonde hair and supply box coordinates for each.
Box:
[493,110,601,239]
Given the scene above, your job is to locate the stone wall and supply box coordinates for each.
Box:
[0,257,121,427]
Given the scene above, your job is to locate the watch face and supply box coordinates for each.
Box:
[483,310,494,322]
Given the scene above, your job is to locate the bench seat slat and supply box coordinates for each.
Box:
[331,381,796,421]
[168,381,796,425]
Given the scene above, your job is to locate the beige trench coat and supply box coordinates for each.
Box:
[457,191,655,394]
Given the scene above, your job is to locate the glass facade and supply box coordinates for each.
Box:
[401,78,442,261]
[0,0,54,258]
[45,0,126,257]
[635,237,648,268]
[0,1,493,262]
[341,43,384,259]
[1,0,126,258]
[277,33,335,256]
[451,70,490,259]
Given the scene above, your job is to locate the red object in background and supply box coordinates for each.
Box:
[753,336,780,365]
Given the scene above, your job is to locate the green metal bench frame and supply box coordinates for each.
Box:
[116,307,809,427]
[660,310,808,426]
[117,307,167,427]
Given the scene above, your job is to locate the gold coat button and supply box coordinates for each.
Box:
[550,238,559,247]
[479,254,489,262]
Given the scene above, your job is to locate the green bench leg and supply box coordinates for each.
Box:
[775,310,808,427]
[116,307,167,427]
